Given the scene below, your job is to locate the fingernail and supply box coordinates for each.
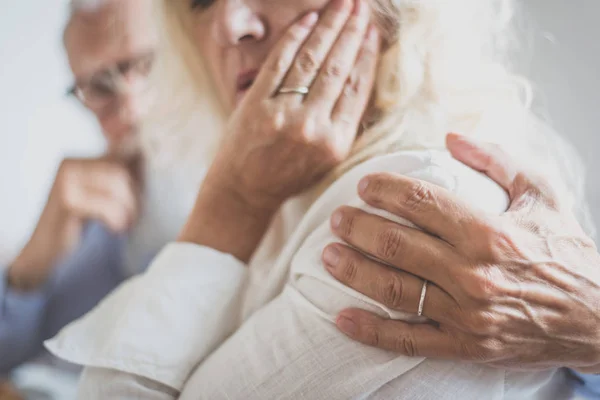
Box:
[301,12,319,27]
[323,246,340,269]
[337,315,358,336]
[358,177,370,195]
[331,211,343,229]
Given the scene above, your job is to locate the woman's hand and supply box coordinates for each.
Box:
[208,0,380,210]
[322,133,600,372]
[180,0,380,262]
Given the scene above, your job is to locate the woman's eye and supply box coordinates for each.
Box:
[191,0,215,10]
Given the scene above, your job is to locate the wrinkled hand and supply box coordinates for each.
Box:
[0,381,24,400]
[322,133,600,372]
[207,0,380,210]
[8,156,141,290]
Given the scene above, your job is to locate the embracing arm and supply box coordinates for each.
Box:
[324,134,600,376]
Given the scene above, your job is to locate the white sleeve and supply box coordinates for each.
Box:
[45,243,248,392]
[76,367,178,400]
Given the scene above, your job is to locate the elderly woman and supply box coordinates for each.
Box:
[46,0,587,398]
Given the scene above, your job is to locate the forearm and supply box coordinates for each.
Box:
[8,202,71,291]
[179,175,277,263]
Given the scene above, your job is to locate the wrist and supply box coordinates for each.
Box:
[7,250,52,292]
[207,155,285,213]
[179,175,278,263]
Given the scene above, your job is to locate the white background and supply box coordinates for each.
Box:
[0,0,598,262]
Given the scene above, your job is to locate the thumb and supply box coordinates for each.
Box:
[446,133,518,192]
[446,133,556,211]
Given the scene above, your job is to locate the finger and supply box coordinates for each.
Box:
[356,172,488,245]
[68,192,133,233]
[330,25,380,126]
[446,133,559,211]
[322,243,457,323]
[336,309,463,359]
[330,206,460,289]
[79,162,140,221]
[102,172,139,222]
[252,12,319,96]
[305,0,370,108]
[278,0,354,98]
[446,133,517,192]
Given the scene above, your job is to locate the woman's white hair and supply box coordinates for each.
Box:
[143,0,595,237]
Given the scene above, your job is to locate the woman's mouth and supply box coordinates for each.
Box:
[236,69,259,103]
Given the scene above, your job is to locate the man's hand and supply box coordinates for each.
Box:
[8,156,141,291]
[323,133,600,373]
[0,380,24,400]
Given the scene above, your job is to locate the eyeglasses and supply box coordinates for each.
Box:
[67,52,154,110]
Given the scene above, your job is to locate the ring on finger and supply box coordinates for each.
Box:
[277,86,310,96]
[417,280,428,317]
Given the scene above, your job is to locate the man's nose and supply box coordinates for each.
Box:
[212,0,266,46]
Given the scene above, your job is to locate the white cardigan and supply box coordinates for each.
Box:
[45,150,573,400]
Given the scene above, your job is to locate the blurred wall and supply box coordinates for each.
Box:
[0,0,598,264]
[522,0,600,237]
[0,0,103,263]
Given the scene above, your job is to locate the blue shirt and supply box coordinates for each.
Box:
[0,222,128,374]
[572,370,600,399]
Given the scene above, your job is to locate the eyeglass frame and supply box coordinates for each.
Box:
[66,51,155,110]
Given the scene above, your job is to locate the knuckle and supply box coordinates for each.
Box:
[394,335,418,357]
[268,53,291,75]
[324,61,344,80]
[381,274,405,309]
[340,254,359,283]
[404,181,433,213]
[339,211,356,238]
[342,76,361,97]
[375,226,403,260]
[362,175,387,201]
[463,310,499,336]
[461,342,487,362]
[297,117,318,141]
[477,338,502,361]
[286,26,307,43]
[465,266,504,301]
[296,50,319,74]
[268,108,287,132]
[363,324,382,347]
[473,220,517,261]
[346,21,363,36]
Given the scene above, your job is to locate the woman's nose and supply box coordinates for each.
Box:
[213,0,265,46]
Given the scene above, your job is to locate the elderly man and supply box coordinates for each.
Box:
[0,0,156,381]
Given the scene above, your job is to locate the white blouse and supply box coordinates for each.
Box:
[45,150,573,400]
